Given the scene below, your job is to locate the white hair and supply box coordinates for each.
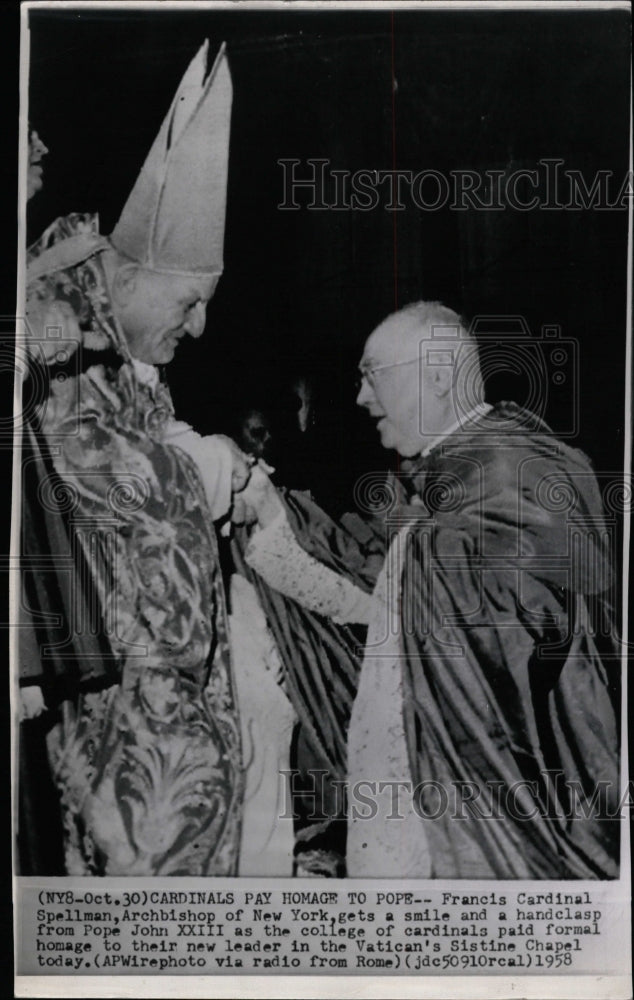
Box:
[377,300,485,405]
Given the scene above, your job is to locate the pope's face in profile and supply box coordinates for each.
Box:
[115,268,216,365]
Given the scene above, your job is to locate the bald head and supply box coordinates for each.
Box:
[357,301,484,457]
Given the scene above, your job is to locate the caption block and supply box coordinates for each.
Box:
[17,881,630,976]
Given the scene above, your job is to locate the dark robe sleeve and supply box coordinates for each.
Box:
[19,408,118,705]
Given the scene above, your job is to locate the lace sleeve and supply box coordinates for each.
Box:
[246,511,374,625]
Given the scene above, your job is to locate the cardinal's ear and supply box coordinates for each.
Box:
[429,365,453,397]
[111,262,140,309]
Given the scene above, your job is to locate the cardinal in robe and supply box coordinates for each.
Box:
[239,300,621,880]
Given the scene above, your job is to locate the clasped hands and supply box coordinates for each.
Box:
[220,435,284,529]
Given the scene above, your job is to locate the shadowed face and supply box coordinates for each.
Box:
[115,267,216,365]
[238,409,274,461]
[292,377,314,432]
[27,130,49,200]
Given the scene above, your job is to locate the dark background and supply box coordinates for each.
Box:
[26,6,631,513]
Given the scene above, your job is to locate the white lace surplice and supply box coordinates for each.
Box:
[228,574,297,876]
[246,512,374,625]
[346,526,431,877]
[247,516,431,877]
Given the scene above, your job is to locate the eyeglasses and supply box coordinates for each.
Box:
[356,356,419,392]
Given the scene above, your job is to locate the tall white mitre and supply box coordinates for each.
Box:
[111,40,232,287]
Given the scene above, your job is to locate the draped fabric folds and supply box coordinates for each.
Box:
[398,403,620,878]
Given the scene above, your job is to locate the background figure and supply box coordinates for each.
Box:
[236,406,275,464]
[26,127,48,201]
[292,374,314,434]
[285,372,323,496]
[219,377,309,486]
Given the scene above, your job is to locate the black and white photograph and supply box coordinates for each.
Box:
[12,1,632,996]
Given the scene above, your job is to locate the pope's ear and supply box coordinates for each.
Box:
[111,262,140,308]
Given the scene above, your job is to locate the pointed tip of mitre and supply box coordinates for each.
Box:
[111,41,233,281]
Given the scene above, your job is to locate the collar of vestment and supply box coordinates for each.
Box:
[397,403,492,502]
[131,356,160,391]
[420,403,493,458]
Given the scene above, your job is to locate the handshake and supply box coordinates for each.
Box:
[224,436,284,529]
